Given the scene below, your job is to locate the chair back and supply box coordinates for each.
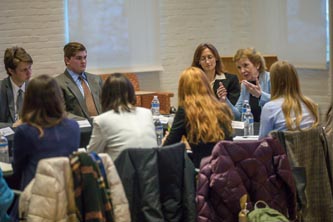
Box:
[19,153,130,222]
[196,138,297,222]
[114,143,196,222]
[271,127,333,222]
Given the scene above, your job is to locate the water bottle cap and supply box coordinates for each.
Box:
[153,95,158,99]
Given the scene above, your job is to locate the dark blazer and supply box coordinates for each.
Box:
[55,70,103,119]
[114,143,196,222]
[0,77,28,127]
[163,107,233,168]
[212,73,240,105]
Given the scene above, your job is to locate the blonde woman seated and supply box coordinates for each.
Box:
[87,73,157,160]
[258,61,319,139]
[223,48,271,122]
[163,67,233,168]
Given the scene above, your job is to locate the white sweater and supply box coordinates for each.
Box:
[87,107,158,160]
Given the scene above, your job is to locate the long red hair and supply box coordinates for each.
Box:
[178,67,233,144]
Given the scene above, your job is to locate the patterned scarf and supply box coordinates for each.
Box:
[70,152,114,222]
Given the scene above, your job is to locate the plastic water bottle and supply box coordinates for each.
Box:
[154,118,163,146]
[243,108,254,136]
[241,100,250,121]
[0,132,10,163]
[151,95,160,116]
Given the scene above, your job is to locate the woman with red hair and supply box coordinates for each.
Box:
[163,67,233,168]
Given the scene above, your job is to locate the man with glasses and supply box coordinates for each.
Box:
[56,42,103,120]
[0,46,33,128]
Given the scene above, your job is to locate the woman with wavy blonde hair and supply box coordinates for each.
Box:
[224,47,271,122]
[163,67,233,168]
[259,61,319,138]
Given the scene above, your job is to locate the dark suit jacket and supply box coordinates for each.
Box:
[55,70,103,120]
[212,73,240,105]
[0,77,28,128]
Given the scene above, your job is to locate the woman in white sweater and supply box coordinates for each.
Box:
[87,73,157,160]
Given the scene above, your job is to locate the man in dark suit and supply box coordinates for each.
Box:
[56,42,103,121]
[0,47,33,128]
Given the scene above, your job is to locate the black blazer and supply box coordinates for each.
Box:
[212,73,240,105]
[163,107,233,168]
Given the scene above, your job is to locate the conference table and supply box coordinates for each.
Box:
[0,119,261,178]
[232,121,260,140]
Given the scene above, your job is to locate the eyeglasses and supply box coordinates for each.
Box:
[199,55,215,62]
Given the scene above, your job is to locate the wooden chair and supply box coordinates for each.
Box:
[221,55,278,82]
[100,73,174,114]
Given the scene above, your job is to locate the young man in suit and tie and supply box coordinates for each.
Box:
[0,47,33,128]
[56,42,103,121]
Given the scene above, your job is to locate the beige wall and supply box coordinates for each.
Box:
[0,0,330,121]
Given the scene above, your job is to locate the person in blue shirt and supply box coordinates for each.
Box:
[55,42,103,120]
[220,48,270,122]
[0,168,14,222]
[258,61,319,139]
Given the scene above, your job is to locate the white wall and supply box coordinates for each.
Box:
[0,0,65,76]
[0,0,330,120]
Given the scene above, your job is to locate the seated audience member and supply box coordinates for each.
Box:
[12,75,80,189]
[10,75,80,220]
[258,61,319,139]
[87,73,157,160]
[0,168,14,222]
[0,47,33,128]
[224,47,270,122]
[191,43,240,105]
[56,42,103,121]
[163,67,233,168]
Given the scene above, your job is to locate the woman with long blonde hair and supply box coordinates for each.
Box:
[163,67,233,168]
[259,61,319,138]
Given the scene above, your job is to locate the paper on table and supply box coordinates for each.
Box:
[233,135,259,141]
[0,161,13,173]
[0,127,15,136]
[158,115,170,124]
[77,119,91,128]
[153,115,169,124]
[232,121,244,129]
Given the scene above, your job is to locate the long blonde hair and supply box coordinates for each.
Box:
[178,67,233,144]
[270,61,319,130]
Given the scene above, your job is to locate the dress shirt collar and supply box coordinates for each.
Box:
[210,73,226,88]
[66,68,87,82]
[9,77,25,93]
